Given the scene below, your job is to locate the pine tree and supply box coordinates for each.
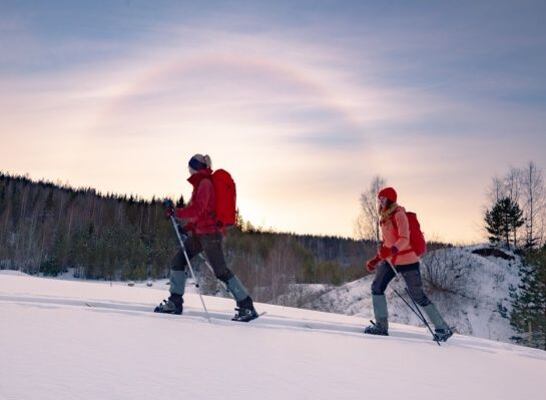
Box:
[485,203,504,246]
[485,197,524,247]
[510,246,546,349]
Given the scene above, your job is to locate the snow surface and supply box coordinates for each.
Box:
[1,272,545,400]
[295,246,523,343]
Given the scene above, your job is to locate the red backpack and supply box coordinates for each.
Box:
[391,210,427,257]
[210,169,237,228]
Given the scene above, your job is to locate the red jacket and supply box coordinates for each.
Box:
[175,169,220,236]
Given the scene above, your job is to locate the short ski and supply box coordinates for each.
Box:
[231,310,265,322]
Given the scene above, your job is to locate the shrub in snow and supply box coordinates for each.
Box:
[421,249,469,296]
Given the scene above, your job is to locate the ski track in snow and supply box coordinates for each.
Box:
[1,273,545,400]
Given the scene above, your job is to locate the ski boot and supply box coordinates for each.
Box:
[433,327,453,342]
[364,320,389,336]
[232,297,259,322]
[154,294,183,315]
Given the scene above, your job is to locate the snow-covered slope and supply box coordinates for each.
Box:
[1,272,545,400]
[297,246,523,343]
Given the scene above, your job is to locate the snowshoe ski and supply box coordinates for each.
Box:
[364,320,389,336]
[232,307,260,322]
[433,327,453,342]
[154,297,183,315]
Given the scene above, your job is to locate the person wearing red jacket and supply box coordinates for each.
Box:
[364,187,452,342]
[154,154,258,322]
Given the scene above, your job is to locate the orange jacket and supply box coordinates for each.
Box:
[379,206,420,266]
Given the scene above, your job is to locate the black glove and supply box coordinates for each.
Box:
[163,199,175,219]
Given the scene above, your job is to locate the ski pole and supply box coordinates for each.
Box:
[169,216,212,323]
[386,261,441,346]
[389,287,441,346]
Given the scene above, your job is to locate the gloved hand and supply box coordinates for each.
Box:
[163,199,175,219]
[379,245,399,259]
[164,207,174,219]
[366,255,381,272]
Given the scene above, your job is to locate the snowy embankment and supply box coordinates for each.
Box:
[1,272,545,400]
[289,246,523,343]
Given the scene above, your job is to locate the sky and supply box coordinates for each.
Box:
[1,0,545,243]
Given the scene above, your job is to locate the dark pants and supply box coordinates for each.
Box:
[371,262,431,307]
[172,233,234,284]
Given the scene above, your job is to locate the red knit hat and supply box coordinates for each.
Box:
[378,187,397,203]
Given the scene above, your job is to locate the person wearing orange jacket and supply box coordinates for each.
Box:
[364,187,452,342]
[154,154,258,322]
